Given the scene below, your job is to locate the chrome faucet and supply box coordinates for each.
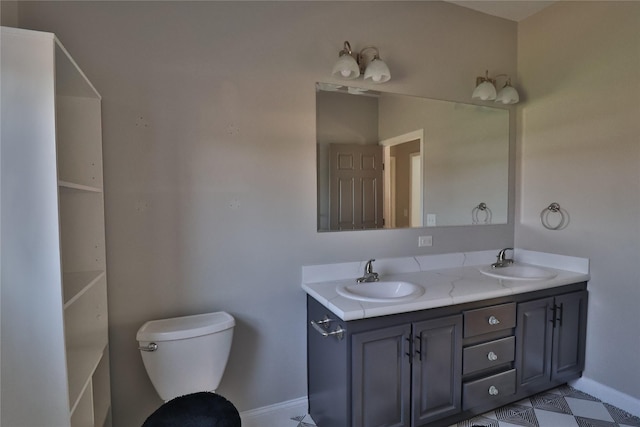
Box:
[357,259,379,283]
[492,248,514,268]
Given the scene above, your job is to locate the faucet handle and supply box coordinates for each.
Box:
[365,259,375,273]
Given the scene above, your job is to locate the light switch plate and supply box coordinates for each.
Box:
[418,235,433,247]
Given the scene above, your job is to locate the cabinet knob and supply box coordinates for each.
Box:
[488,385,499,396]
[487,351,498,361]
[488,315,500,325]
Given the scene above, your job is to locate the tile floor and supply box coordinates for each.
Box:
[290,385,640,427]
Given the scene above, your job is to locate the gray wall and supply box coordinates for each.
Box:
[14,2,516,425]
[0,1,18,27]
[516,1,640,402]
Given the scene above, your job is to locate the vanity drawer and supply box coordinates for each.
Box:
[463,369,516,410]
[464,302,516,337]
[463,336,515,375]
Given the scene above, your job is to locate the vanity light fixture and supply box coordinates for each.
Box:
[472,70,520,105]
[332,41,391,84]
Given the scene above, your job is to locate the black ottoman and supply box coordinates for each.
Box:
[142,392,241,427]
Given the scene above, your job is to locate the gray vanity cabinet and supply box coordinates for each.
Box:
[351,316,462,427]
[307,282,587,427]
[516,290,588,392]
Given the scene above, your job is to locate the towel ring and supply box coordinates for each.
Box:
[472,202,492,224]
[540,202,568,230]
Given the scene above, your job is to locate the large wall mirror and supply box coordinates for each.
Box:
[317,83,509,232]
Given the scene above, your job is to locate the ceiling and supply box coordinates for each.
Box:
[446,1,557,22]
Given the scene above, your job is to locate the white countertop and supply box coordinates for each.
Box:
[302,249,590,321]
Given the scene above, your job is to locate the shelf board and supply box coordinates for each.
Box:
[63,270,105,308]
[59,180,102,193]
[67,344,107,416]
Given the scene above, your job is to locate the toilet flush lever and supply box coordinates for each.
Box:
[139,342,158,352]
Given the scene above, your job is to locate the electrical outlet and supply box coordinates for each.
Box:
[426,214,437,227]
[418,235,433,247]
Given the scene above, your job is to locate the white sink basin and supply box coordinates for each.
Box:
[479,264,557,281]
[336,281,425,303]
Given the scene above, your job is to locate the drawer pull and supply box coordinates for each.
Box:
[487,351,498,361]
[488,385,499,396]
[488,315,500,325]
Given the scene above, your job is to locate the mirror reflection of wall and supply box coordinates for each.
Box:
[316,83,509,232]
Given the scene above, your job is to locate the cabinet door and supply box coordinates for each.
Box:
[411,315,462,426]
[352,324,412,427]
[516,297,554,390]
[552,291,588,382]
[516,291,588,391]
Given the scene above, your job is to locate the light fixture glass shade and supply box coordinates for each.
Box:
[363,58,391,83]
[472,81,497,101]
[332,54,360,80]
[495,85,519,104]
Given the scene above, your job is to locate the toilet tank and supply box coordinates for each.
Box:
[137,312,235,401]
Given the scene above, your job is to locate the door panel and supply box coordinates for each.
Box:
[412,315,462,425]
[330,144,383,230]
[361,177,380,228]
[336,176,356,229]
[516,297,553,390]
[352,325,411,427]
[552,291,588,381]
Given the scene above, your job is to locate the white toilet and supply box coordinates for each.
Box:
[136,311,235,401]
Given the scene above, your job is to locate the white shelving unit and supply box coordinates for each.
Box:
[1,26,111,427]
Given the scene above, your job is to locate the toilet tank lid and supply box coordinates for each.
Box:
[136,311,235,342]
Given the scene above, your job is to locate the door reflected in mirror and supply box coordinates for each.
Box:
[317,83,509,232]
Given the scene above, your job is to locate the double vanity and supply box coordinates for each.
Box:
[302,249,589,427]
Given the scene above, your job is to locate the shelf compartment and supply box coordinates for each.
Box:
[70,377,94,427]
[65,276,108,411]
[92,348,112,427]
[63,270,106,308]
[55,41,100,99]
[56,95,102,189]
[59,189,106,273]
[67,347,107,419]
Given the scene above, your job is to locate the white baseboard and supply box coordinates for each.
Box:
[237,382,640,426]
[239,396,309,427]
[571,377,640,416]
